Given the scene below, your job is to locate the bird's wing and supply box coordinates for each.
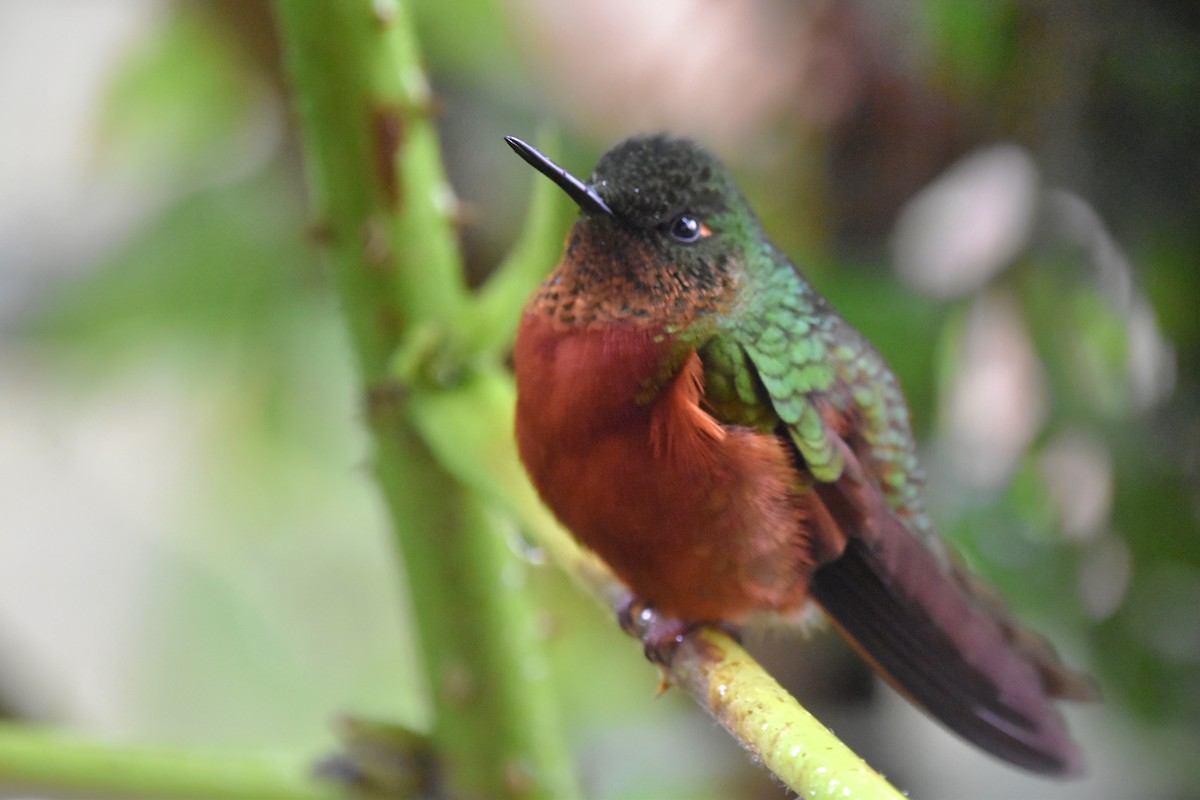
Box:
[718,302,1096,775]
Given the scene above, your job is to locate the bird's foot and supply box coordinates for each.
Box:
[616,595,700,672]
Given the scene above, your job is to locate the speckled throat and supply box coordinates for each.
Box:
[529,217,740,338]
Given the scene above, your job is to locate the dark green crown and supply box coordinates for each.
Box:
[591,134,733,228]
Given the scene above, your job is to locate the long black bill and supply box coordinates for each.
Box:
[505,136,613,217]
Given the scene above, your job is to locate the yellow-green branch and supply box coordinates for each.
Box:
[671,630,904,799]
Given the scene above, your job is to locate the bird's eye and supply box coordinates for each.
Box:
[666,214,708,243]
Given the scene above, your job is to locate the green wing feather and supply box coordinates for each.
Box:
[701,256,933,546]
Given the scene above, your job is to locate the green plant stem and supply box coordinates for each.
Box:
[272,0,463,378]
[0,725,331,800]
[671,630,906,800]
[273,1,579,797]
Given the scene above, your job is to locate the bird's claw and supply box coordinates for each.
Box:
[616,595,697,669]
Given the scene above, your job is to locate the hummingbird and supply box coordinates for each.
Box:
[506,133,1096,775]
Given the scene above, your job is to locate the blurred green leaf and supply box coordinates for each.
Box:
[412,0,524,82]
[29,165,319,369]
[920,0,1016,92]
[98,4,273,186]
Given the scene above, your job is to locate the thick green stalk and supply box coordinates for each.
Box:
[273,2,578,797]
[273,0,462,376]
[0,725,331,800]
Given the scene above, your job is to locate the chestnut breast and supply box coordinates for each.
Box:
[514,310,817,622]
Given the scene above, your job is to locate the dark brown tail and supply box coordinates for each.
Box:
[810,509,1096,775]
[803,423,1097,775]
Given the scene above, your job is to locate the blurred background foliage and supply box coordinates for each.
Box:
[1,1,1197,798]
